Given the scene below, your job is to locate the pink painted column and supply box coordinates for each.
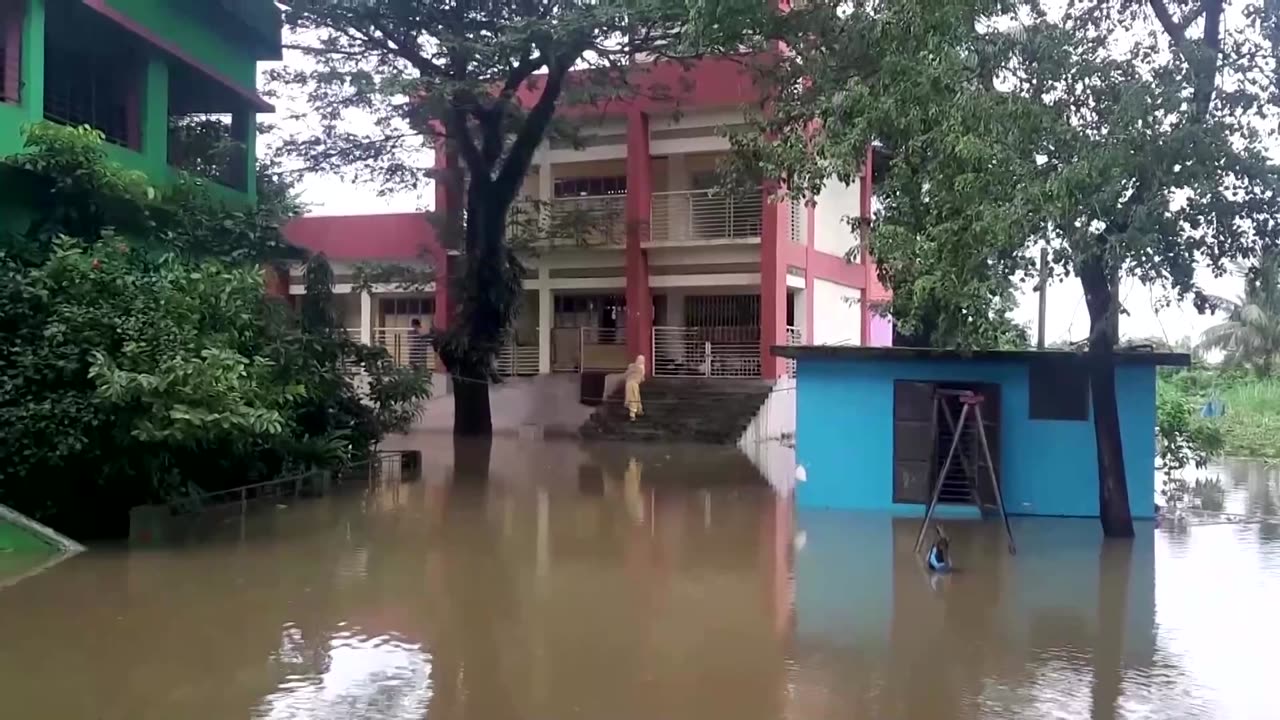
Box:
[859,144,874,345]
[431,136,450,333]
[759,187,786,379]
[624,110,653,367]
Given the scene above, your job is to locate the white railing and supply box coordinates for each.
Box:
[648,189,763,245]
[580,326,630,371]
[495,339,540,377]
[652,326,761,378]
[373,327,435,369]
[549,194,626,247]
[785,325,802,377]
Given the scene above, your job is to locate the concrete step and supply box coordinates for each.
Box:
[580,378,774,445]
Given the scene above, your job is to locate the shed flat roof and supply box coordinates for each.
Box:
[771,345,1191,367]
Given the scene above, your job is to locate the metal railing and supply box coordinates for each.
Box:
[785,325,803,377]
[548,194,626,247]
[166,453,411,518]
[496,339,540,376]
[652,326,762,378]
[580,326,630,371]
[373,327,435,369]
[649,189,763,245]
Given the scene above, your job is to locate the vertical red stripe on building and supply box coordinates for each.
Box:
[760,185,786,379]
[624,110,653,368]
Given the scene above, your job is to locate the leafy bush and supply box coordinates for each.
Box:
[0,124,429,538]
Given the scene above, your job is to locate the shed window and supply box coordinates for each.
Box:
[1028,356,1090,421]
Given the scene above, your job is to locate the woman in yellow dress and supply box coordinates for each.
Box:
[624,355,646,420]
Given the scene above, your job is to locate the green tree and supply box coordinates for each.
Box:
[1199,251,1280,376]
[0,124,429,538]
[743,0,1280,536]
[270,0,769,435]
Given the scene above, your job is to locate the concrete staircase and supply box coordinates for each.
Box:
[580,378,775,445]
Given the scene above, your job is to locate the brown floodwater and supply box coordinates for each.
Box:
[2,436,1279,720]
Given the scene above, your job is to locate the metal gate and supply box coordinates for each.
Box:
[652,326,761,378]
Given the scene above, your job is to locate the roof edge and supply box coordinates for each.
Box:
[770,345,1192,367]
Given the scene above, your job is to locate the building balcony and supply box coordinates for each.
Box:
[546,193,626,247]
[648,189,763,247]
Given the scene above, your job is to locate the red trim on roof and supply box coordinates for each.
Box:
[517,56,767,120]
[81,0,274,113]
[283,213,445,265]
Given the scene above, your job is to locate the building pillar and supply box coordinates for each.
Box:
[538,267,553,374]
[359,290,374,345]
[624,110,653,368]
[431,134,454,335]
[859,144,874,346]
[18,0,44,122]
[760,188,787,379]
[138,56,168,168]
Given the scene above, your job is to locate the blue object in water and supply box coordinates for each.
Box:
[926,543,952,573]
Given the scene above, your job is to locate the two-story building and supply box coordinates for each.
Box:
[284,57,893,382]
[0,0,278,202]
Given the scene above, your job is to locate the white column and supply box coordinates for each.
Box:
[538,266,553,373]
[538,157,553,230]
[538,159,553,201]
[359,290,373,345]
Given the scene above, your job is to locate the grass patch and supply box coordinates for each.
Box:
[1161,368,1280,460]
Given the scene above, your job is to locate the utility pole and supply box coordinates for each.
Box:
[1036,246,1048,349]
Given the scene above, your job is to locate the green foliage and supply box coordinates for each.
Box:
[1159,365,1280,460]
[1156,372,1224,474]
[0,125,429,538]
[742,0,1280,348]
[5,122,300,265]
[1199,251,1280,376]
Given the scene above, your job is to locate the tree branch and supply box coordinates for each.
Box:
[492,51,576,202]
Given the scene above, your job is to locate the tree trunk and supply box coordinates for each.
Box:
[1080,261,1135,538]
[442,187,519,437]
[451,369,493,436]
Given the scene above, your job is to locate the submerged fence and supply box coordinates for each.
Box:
[130,451,419,545]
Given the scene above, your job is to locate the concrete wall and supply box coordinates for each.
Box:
[812,278,861,346]
[793,357,1158,519]
[813,178,860,258]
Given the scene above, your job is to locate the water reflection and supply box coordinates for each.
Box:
[259,624,432,720]
[0,438,1278,719]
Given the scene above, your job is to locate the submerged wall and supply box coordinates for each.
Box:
[794,357,1157,519]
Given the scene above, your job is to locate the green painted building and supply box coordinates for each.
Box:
[0,0,280,201]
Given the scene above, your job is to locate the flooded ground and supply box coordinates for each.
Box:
[1,437,1279,719]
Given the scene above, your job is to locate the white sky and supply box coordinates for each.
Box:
[259,39,1247,347]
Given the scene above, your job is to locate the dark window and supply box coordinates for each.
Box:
[379,297,435,318]
[553,176,627,198]
[43,14,139,148]
[1028,356,1090,421]
[1,0,21,104]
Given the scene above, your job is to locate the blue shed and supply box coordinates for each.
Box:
[772,346,1190,520]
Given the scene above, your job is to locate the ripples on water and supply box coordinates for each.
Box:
[0,438,1279,719]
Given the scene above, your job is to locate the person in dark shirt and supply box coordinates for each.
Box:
[408,318,430,369]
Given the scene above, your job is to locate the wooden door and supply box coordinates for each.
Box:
[892,381,937,504]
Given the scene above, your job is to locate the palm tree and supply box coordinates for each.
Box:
[1198,251,1280,377]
